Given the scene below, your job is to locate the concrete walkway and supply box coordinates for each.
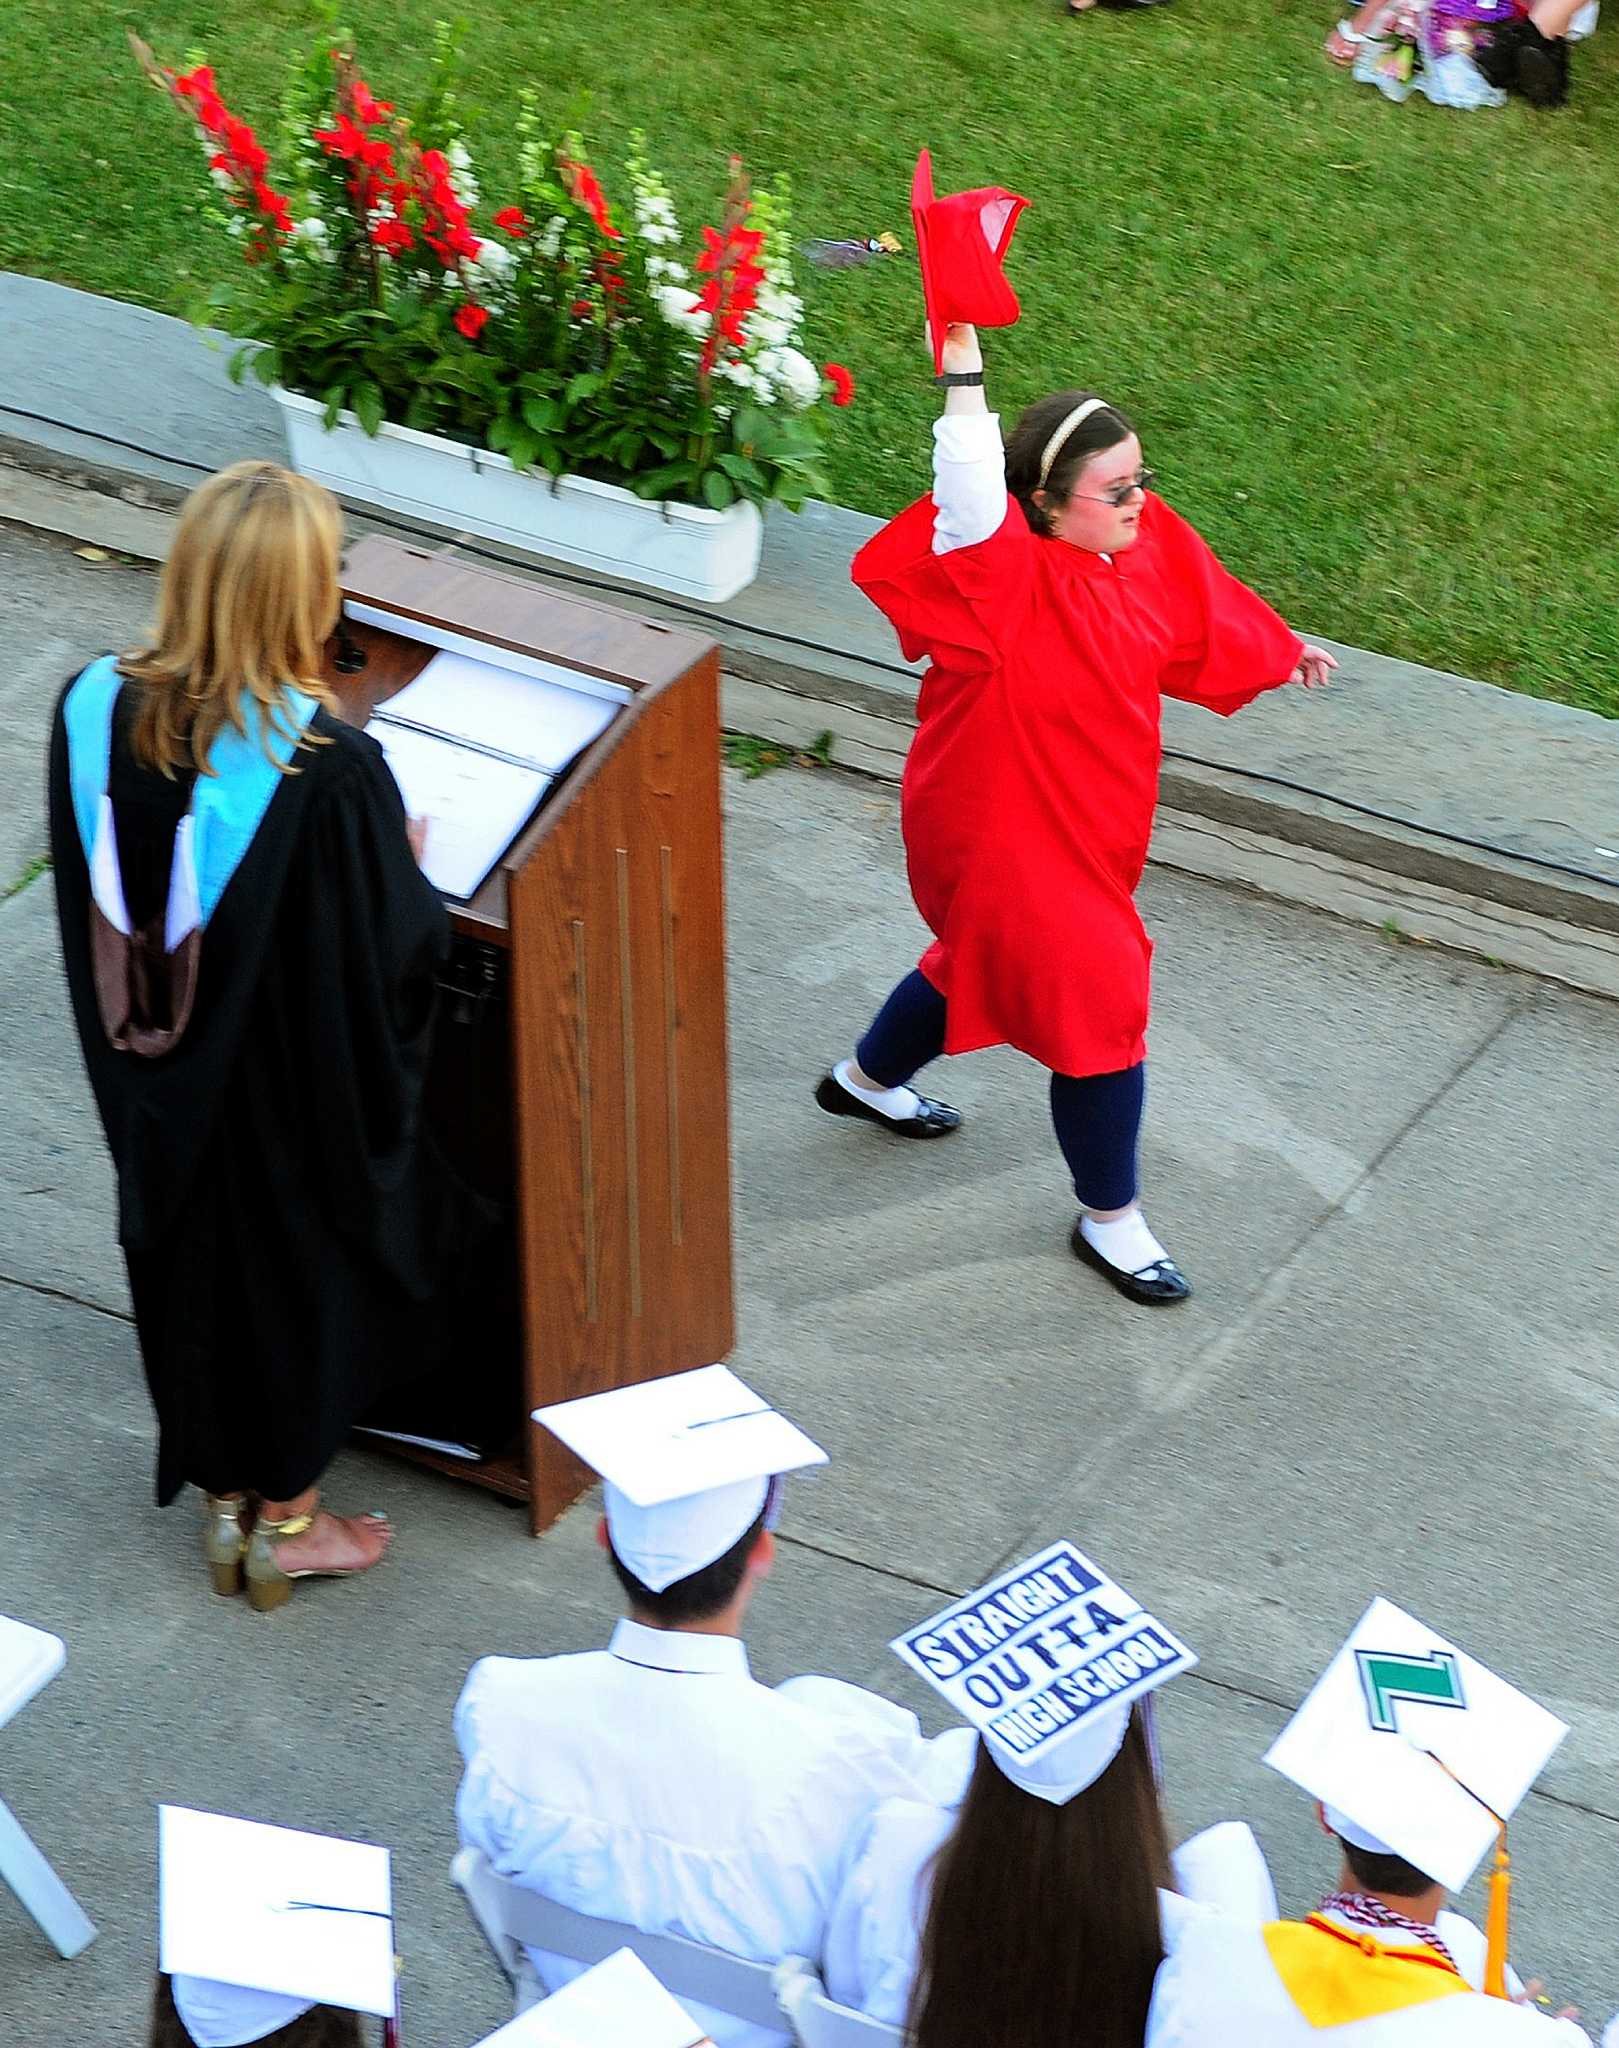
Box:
[1,523,1616,2044]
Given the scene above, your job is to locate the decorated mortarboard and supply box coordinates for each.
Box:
[159,1806,397,2048]
[911,148,1030,374]
[535,1364,827,1593]
[891,1540,1197,1805]
[1264,1597,1569,1997]
[469,1947,711,2046]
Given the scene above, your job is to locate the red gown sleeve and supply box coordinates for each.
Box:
[851,495,1035,675]
[1146,497,1304,717]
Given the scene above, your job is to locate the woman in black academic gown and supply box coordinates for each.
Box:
[49,459,479,1613]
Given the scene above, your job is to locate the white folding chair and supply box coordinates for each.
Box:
[451,1845,784,2027]
[0,1617,96,1958]
[773,1957,903,2047]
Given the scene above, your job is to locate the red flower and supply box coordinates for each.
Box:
[562,158,622,241]
[454,303,490,340]
[370,217,415,255]
[824,362,855,407]
[493,206,528,236]
[691,214,767,378]
[350,79,393,124]
[172,63,293,252]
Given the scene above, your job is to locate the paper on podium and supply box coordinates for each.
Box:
[369,719,550,901]
[380,649,617,776]
[367,648,618,899]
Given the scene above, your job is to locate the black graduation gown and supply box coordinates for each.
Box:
[49,672,489,1504]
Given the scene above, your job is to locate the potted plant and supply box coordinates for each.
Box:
[131,26,855,602]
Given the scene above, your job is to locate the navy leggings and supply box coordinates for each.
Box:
[856,968,1145,1211]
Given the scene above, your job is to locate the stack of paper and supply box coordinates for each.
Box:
[368,649,619,900]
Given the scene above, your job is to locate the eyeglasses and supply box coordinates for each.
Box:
[1072,469,1156,508]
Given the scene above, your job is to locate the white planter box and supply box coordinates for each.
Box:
[271,385,763,604]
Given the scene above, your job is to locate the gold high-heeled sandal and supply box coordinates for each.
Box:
[202,1494,250,1597]
[244,1507,391,1615]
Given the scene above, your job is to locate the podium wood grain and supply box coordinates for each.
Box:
[329,537,734,1532]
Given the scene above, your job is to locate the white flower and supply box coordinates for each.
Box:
[474,238,515,280]
[645,255,686,283]
[447,140,472,169]
[208,166,235,193]
[638,221,681,247]
[537,216,566,259]
[756,283,802,330]
[288,215,334,262]
[749,315,793,350]
[760,344,822,409]
[717,359,777,402]
[656,283,710,336]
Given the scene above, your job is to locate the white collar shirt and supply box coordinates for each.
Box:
[455,1620,967,2048]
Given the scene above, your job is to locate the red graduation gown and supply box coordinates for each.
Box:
[852,493,1303,1077]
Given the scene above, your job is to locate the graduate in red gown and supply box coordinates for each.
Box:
[815,322,1336,1303]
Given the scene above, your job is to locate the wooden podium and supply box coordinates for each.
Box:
[325,535,734,1532]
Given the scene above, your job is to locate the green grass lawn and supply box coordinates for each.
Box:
[4,1,1617,710]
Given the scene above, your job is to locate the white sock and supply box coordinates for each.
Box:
[1079,1207,1170,1275]
[834,1057,923,1121]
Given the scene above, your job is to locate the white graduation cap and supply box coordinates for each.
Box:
[469,1947,711,2046]
[535,1364,827,1594]
[890,1540,1197,1806]
[159,1806,396,2048]
[1264,1596,1569,1893]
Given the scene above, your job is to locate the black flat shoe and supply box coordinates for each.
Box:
[814,1071,962,1139]
[1070,1221,1192,1305]
[1095,1,1176,12]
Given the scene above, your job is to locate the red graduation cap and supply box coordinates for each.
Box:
[911,148,1030,374]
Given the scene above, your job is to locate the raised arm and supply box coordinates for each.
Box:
[930,323,1010,556]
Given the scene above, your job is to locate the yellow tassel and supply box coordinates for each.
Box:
[1483,1826,1511,1999]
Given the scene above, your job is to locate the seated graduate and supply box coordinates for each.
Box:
[453,1365,971,2048]
[1155,1597,1591,2043]
[824,1539,1271,2042]
[151,1805,395,2048]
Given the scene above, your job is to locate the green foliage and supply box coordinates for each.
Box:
[722,729,836,778]
[132,27,836,515]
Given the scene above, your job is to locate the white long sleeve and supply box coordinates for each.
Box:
[930,412,1010,556]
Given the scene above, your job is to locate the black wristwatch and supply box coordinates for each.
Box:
[934,370,986,387]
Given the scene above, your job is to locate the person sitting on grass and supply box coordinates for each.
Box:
[1325,0,1597,106]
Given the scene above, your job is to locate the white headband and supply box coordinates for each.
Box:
[1036,397,1110,491]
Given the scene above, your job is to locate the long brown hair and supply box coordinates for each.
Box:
[121,460,340,778]
[907,1712,1172,2048]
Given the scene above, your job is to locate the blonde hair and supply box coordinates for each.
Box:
[122,461,342,777]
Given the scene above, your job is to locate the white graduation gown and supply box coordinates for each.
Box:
[1149,1911,1592,2047]
[454,1622,973,2048]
